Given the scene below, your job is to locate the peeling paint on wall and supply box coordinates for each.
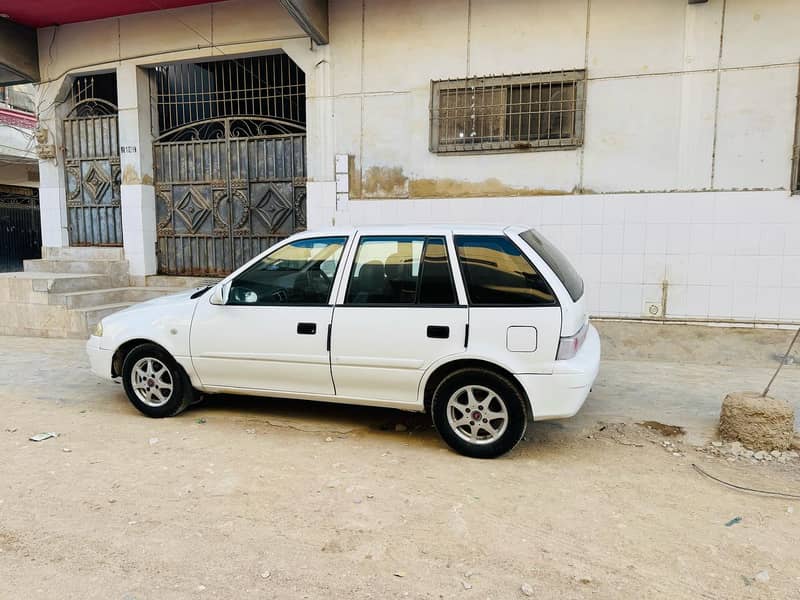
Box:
[348,154,361,199]
[121,165,153,185]
[361,165,408,198]
[122,165,140,185]
[408,177,571,199]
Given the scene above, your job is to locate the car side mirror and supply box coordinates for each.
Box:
[209,281,231,305]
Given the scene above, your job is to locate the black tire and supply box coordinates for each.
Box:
[121,343,196,418]
[431,368,528,459]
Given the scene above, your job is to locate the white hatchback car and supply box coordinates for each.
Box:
[88,225,600,458]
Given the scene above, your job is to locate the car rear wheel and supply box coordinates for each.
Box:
[431,368,528,458]
[121,343,195,418]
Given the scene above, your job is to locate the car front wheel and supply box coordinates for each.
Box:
[431,368,528,458]
[121,343,195,418]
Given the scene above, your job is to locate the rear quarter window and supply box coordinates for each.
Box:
[520,229,584,302]
[454,235,556,306]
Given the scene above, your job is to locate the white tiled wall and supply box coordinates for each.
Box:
[316,190,800,324]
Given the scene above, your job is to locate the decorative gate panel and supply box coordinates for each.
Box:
[63,99,122,246]
[154,118,306,276]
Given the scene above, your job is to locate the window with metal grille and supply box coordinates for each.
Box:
[151,54,306,135]
[430,70,586,154]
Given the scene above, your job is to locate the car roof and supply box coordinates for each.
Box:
[292,223,529,238]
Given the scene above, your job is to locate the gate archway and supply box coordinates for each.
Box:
[152,54,307,276]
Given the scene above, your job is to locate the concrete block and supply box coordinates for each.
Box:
[719,392,795,451]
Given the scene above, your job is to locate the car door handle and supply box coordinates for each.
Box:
[427,325,450,339]
[297,322,317,335]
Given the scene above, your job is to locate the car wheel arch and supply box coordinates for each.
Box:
[112,338,174,378]
[420,358,531,416]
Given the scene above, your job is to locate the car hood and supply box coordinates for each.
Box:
[98,287,203,352]
[117,288,201,314]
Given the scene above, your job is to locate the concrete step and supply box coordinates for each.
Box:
[145,275,221,288]
[24,258,129,279]
[74,302,134,332]
[54,286,179,309]
[43,246,125,261]
[0,272,114,294]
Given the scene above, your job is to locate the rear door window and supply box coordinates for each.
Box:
[345,236,457,305]
[454,235,556,306]
[520,229,584,301]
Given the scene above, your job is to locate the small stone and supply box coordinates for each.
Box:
[771,450,782,458]
[520,582,534,597]
[245,428,256,434]
[395,424,408,432]
[62,447,72,453]
[742,450,754,458]
[393,571,406,578]
[260,571,271,579]
[461,580,472,590]
[672,452,682,457]
[367,494,375,499]
[5,427,17,433]
[754,571,769,583]
[788,506,795,514]
[754,451,767,460]
[148,437,159,445]
[325,436,334,442]
[196,585,206,592]
[578,576,593,584]
[108,498,116,504]
[712,441,723,447]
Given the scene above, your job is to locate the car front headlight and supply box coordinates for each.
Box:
[92,321,103,337]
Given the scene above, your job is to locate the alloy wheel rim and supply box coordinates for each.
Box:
[446,384,509,445]
[131,357,174,407]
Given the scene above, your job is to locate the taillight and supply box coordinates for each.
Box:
[556,322,588,360]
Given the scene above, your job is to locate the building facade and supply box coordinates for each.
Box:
[20,0,800,323]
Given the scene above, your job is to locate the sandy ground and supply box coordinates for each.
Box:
[1,321,799,599]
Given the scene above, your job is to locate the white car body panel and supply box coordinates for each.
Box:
[87,224,600,420]
[330,305,469,404]
[190,303,336,395]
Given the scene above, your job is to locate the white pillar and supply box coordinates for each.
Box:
[38,158,68,248]
[301,43,337,228]
[117,63,157,281]
[36,82,69,249]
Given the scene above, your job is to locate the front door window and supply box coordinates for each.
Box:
[228,237,347,305]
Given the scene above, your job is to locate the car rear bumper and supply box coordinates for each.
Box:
[517,323,601,420]
[86,336,114,380]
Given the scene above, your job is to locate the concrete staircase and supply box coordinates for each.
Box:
[0,247,200,339]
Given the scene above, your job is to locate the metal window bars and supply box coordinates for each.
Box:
[151,54,306,135]
[430,70,586,154]
[70,73,118,108]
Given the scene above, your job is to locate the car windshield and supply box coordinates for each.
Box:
[519,229,584,302]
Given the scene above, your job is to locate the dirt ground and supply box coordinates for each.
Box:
[1,321,799,599]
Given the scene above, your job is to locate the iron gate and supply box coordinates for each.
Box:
[153,118,306,276]
[0,185,41,272]
[63,98,122,246]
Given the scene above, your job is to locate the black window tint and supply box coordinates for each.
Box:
[228,237,346,305]
[455,235,556,306]
[346,237,424,304]
[419,238,456,304]
[520,229,584,301]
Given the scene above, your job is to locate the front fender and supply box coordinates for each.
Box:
[98,291,200,372]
